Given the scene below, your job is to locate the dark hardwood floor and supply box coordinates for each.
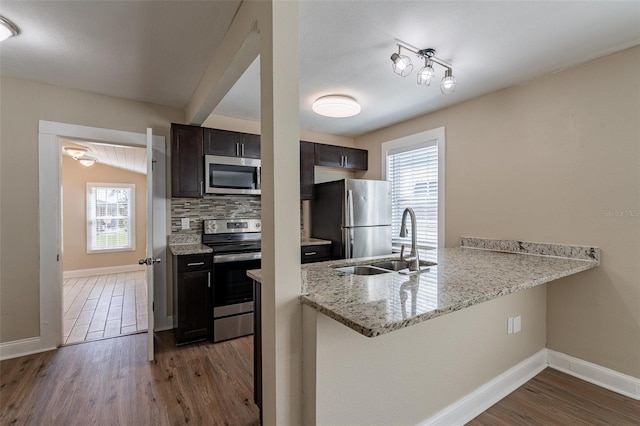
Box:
[3,335,638,426]
[468,367,640,425]
[0,331,259,426]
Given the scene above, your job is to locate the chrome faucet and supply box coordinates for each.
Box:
[399,207,420,272]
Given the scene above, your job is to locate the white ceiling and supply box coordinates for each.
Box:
[2,0,639,141]
[62,140,147,175]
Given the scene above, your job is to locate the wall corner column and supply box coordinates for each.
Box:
[258,1,302,425]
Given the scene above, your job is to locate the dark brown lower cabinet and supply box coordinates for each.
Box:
[301,244,331,263]
[173,254,213,345]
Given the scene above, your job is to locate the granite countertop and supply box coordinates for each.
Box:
[300,237,332,246]
[167,234,212,256]
[247,237,599,338]
[169,243,213,256]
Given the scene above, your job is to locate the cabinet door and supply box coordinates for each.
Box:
[314,143,344,168]
[342,147,368,170]
[300,141,315,200]
[176,269,212,344]
[171,124,203,198]
[239,133,261,159]
[203,128,240,157]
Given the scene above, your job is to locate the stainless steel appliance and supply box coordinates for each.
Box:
[311,179,392,259]
[204,155,261,195]
[202,218,261,342]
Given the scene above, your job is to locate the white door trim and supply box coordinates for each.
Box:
[37,120,167,351]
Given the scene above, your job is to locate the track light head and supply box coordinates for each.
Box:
[390,52,413,77]
[440,68,457,93]
[417,59,435,86]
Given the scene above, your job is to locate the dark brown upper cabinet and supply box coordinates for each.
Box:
[171,123,204,198]
[314,143,368,170]
[300,141,315,200]
[204,128,261,159]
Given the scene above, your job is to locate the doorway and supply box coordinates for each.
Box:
[38,121,168,353]
[60,141,149,345]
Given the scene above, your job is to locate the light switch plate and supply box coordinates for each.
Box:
[507,317,513,334]
[181,218,190,230]
[513,315,521,333]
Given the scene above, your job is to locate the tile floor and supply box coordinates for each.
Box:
[63,270,148,345]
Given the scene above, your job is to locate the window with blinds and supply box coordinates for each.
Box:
[87,183,135,253]
[386,142,438,251]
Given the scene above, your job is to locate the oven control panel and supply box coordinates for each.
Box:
[204,218,261,234]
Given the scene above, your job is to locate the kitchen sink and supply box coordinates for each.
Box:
[335,260,437,276]
[370,260,436,271]
[334,266,391,276]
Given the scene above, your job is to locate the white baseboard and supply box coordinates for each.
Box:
[422,349,548,425]
[63,264,146,278]
[0,337,56,361]
[547,349,640,400]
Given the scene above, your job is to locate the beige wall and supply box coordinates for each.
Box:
[0,76,183,343]
[62,156,146,271]
[309,285,547,424]
[356,46,640,377]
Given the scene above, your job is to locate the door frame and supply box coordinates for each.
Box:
[38,120,168,350]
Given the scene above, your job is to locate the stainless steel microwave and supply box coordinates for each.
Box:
[204,155,261,195]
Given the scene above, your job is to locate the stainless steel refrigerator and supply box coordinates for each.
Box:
[311,179,392,259]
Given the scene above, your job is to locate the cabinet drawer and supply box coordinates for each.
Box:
[301,244,331,263]
[177,254,212,272]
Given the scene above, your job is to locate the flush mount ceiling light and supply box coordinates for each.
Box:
[312,95,361,118]
[63,146,89,159]
[390,45,457,94]
[78,156,98,167]
[0,16,19,42]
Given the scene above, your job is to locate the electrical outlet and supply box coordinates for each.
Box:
[507,317,513,334]
[513,315,521,333]
[181,217,190,230]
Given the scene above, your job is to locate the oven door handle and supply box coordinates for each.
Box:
[213,252,261,263]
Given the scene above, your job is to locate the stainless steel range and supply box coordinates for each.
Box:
[202,218,261,343]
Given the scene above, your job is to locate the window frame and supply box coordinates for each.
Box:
[86,182,136,253]
[381,127,446,249]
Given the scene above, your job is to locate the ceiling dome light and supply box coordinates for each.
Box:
[78,157,98,167]
[417,60,435,86]
[312,95,361,118]
[390,52,413,77]
[440,69,457,94]
[0,16,19,42]
[63,146,89,159]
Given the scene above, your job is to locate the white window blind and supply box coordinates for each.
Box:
[387,142,438,251]
[87,183,135,253]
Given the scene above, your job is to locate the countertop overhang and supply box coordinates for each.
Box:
[248,237,599,337]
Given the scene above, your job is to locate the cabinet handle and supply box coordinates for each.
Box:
[343,155,348,167]
[304,251,317,256]
[208,272,211,288]
[241,143,245,157]
[187,262,205,266]
[200,181,203,196]
[236,143,240,156]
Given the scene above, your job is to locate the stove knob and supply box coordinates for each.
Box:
[256,223,261,228]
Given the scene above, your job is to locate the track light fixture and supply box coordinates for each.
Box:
[390,45,456,94]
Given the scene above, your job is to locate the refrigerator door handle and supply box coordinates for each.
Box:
[344,227,354,259]
[346,190,354,227]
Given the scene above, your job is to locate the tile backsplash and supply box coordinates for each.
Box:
[171,196,261,234]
